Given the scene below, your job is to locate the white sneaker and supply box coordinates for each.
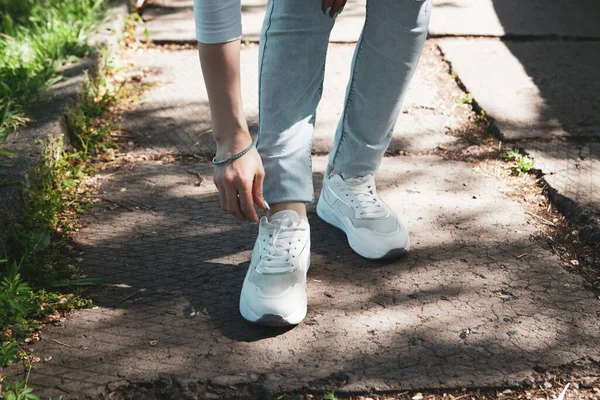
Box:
[317,165,410,259]
[239,210,311,326]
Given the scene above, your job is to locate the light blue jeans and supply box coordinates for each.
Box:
[194,0,432,204]
[257,0,432,204]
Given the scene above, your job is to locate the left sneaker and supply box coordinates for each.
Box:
[316,165,410,259]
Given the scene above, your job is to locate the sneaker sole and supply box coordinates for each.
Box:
[316,195,410,260]
[239,246,311,327]
[239,296,307,326]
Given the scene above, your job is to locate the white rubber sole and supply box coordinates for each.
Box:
[239,296,307,326]
[316,195,410,260]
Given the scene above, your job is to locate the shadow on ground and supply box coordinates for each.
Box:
[12,156,599,397]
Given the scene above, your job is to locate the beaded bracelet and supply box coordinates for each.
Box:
[211,138,258,165]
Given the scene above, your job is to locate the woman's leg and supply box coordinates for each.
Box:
[257,0,336,209]
[328,0,433,176]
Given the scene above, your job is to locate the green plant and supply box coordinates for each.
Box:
[0,341,20,368]
[323,393,338,400]
[0,379,40,400]
[461,92,473,105]
[474,110,487,123]
[0,271,32,335]
[502,149,534,176]
[0,0,107,142]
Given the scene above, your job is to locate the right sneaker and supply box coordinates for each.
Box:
[239,210,311,326]
[317,165,410,259]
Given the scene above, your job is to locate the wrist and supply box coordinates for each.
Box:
[212,137,257,166]
[214,131,255,159]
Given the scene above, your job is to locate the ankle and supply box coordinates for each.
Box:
[268,202,307,218]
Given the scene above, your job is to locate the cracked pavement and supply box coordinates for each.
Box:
[11,156,600,397]
[4,2,600,397]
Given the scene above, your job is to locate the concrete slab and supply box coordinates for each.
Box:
[526,141,600,242]
[15,156,600,398]
[141,0,365,43]
[429,0,600,38]
[438,38,600,140]
[122,44,458,157]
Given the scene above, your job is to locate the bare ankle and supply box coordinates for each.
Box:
[268,202,307,218]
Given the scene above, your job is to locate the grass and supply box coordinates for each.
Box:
[0,50,132,398]
[0,0,107,142]
[502,149,535,176]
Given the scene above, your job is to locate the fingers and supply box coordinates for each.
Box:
[331,0,346,15]
[238,183,259,222]
[214,180,228,212]
[322,0,346,16]
[253,169,267,211]
[225,187,244,220]
[216,178,260,222]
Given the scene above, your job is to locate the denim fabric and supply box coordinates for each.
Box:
[258,0,432,204]
[194,0,242,44]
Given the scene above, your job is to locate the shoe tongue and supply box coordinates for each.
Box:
[269,210,301,226]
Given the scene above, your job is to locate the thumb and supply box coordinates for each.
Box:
[252,171,268,211]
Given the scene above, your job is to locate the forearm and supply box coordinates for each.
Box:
[198,40,250,148]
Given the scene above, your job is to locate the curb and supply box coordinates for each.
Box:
[0,1,130,256]
[540,177,600,245]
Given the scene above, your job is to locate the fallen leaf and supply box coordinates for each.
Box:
[149,340,158,346]
[412,393,424,400]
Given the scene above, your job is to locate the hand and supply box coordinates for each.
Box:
[322,0,347,17]
[213,135,267,222]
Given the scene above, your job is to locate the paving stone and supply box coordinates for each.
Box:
[438,38,600,140]
[526,141,600,241]
[10,156,600,397]
[141,0,365,44]
[429,0,600,38]
[122,44,457,157]
[144,0,600,44]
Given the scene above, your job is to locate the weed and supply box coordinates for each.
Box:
[0,44,143,397]
[0,379,40,400]
[323,393,339,400]
[502,149,534,176]
[474,110,487,123]
[461,92,474,105]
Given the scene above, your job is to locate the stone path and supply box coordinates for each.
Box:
[7,1,600,398]
[140,0,365,43]
[140,0,600,242]
[18,155,600,397]
[435,2,600,243]
[121,44,460,156]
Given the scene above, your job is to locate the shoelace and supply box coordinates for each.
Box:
[258,215,306,271]
[339,175,388,218]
